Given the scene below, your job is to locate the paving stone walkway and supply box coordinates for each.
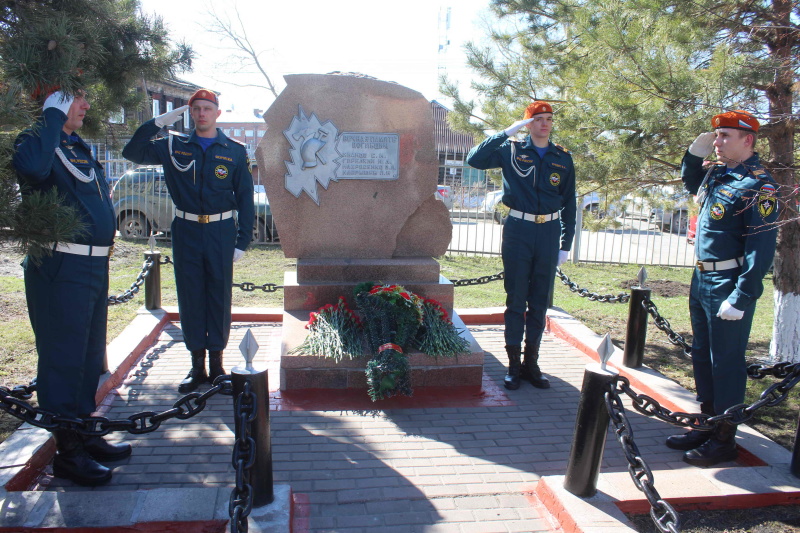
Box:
[26,319,705,532]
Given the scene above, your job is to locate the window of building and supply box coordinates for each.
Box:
[245,130,254,137]
[166,101,173,113]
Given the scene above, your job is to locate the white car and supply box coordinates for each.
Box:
[482,189,505,224]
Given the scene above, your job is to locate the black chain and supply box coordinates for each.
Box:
[555,267,631,303]
[160,256,173,265]
[612,364,800,431]
[232,282,284,293]
[0,378,233,435]
[640,296,692,356]
[605,381,681,533]
[451,271,505,286]
[230,379,257,533]
[108,258,155,305]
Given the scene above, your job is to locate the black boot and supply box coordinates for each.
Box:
[504,345,522,390]
[82,435,132,462]
[666,402,714,451]
[178,349,208,393]
[522,343,550,389]
[52,430,112,486]
[683,420,738,467]
[208,350,226,382]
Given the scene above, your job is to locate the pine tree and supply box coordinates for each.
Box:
[0,0,193,257]
[443,0,799,361]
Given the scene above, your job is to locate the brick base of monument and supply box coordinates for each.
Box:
[279,309,485,391]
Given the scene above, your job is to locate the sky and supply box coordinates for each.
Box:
[138,0,493,122]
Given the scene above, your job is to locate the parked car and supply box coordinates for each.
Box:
[581,192,624,219]
[435,185,454,210]
[112,166,278,242]
[482,189,506,224]
[649,190,690,234]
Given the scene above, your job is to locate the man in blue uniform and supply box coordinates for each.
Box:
[14,90,132,486]
[123,89,254,392]
[467,101,577,390]
[666,110,779,467]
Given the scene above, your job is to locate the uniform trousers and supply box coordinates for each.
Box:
[501,216,560,347]
[172,217,236,352]
[689,268,757,414]
[24,252,108,418]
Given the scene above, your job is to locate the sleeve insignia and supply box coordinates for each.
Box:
[758,196,776,218]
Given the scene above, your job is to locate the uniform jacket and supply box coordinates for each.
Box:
[122,119,255,251]
[13,108,116,246]
[467,132,577,251]
[681,151,779,310]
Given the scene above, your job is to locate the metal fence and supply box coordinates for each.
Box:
[437,148,696,267]
[93,140,696,266]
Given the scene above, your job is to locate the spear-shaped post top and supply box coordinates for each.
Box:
[598,333,614,371]
[637,266,648,289]
[238,329,259,373]
[148,233,156,253]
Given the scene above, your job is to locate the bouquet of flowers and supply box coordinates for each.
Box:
[289,297,363,362]
[355,283,423,401]
[296,283,471,401]
[414,298,470,357]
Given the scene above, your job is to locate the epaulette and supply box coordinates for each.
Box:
[227,136,247,147]
[168,130,189,140]
[554,143,571,154]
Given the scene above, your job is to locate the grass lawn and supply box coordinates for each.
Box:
[0,241,793,451]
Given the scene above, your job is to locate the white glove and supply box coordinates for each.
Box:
[557,250,569,266]
[716,300,744,321]
[43,91,74,115]
[504,118,534,137]
[688,132,715,158]
[154,105,189,128]
[233,248,245,263]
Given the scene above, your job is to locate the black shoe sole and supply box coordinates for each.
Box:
[530,379,550,389]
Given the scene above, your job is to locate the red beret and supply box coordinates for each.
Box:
[523,101,553,119]
[189,89,219,107]
[711,110,759,132]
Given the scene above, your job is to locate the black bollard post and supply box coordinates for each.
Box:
[232,367,274,506]
[144,251,161,310]
[564,363,619,497]
[791,410,800,479]
[622,287,651,368]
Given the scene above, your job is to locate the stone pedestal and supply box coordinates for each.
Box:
[280,308,484,392]
[254,73,485,394]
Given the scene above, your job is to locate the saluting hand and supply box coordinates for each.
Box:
[155,105,190,128]
[688,132,715,158]
[504,118,534,137]
[43,91,74,115]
